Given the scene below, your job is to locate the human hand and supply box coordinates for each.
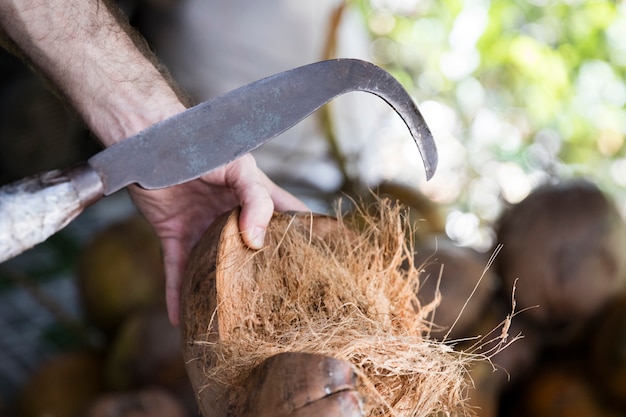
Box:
[129,153,308,325]
[0,0,310,326]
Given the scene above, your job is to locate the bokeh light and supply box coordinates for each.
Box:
[355,0,626,246]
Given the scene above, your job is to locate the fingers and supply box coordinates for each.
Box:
[226,155,273,249]
[151,154,309,326]
[226,155,308,250]
[160,238,186,326]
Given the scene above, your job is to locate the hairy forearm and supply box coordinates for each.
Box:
[0,0,187,146]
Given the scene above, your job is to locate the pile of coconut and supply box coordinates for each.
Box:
[16,179,626,417]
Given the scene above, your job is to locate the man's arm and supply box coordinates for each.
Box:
[0,0,308,325]
[0,0,186,145]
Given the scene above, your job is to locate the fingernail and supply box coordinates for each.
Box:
[250,226,266,249]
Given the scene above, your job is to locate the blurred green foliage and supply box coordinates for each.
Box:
[353,0,626,248]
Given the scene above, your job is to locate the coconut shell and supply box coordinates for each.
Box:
[496,180,626,327]
[180,209,363,417]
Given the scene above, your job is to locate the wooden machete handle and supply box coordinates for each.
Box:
[0,163,104,262]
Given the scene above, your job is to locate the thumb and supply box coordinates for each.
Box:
[161,238,187,326]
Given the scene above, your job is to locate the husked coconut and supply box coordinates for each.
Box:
[375,180,447,236]
[413,238,496,340]
[18,350,103,417]
[78,216,165,333]
[181,203,488,417]
[516,363,622,417]
[590,295,626,405]
[496,180,626,326]
[104,306,187,391]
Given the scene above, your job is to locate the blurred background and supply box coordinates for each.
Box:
[355,0,626,249]
[0,0,625,416]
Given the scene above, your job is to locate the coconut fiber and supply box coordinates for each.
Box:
[182,200,483,417]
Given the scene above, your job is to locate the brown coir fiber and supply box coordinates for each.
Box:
[185,200,477,416]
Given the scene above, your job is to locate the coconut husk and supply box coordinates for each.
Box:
[181,200,483,417]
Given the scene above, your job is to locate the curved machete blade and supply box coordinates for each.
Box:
[89,58,437,195]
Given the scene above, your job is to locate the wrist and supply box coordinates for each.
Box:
[88,89,187,147]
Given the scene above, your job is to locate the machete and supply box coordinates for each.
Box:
[0,58,437,262]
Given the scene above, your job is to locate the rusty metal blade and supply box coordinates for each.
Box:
[89,59,437,195]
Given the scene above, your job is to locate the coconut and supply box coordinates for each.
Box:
[84,388,187,417]
[181,202,481,417]
[18,350,103,417]
[413,238,496,340]
[375,181,446,236]
[496,180,626,328]
[463,360,500,417]
[78,216,165,333]
[516,363,621,417]
[104,305,187,392]
[590,295,626,406]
